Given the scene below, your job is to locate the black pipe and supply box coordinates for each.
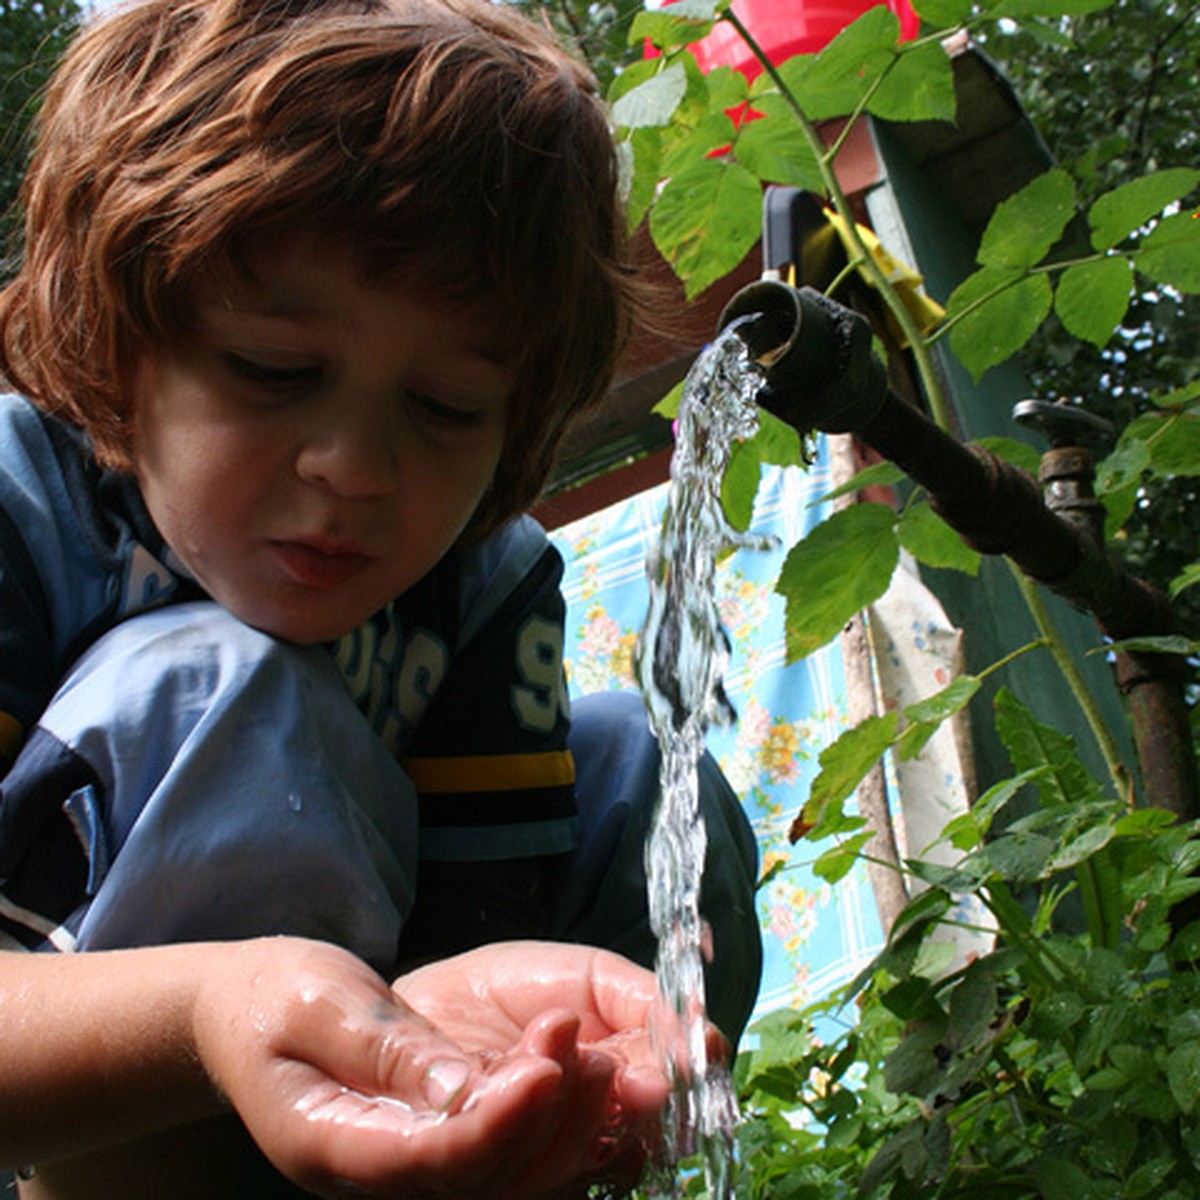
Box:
[718,278,1196,820]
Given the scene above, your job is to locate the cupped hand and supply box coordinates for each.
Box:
[395,941,680,1196]
[190,937,675,1199]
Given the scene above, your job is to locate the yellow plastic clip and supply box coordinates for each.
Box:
[825,211,945,347]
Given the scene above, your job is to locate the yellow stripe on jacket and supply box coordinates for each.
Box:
[399,750,575,795]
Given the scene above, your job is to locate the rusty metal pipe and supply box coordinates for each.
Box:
[718,278,1196,819]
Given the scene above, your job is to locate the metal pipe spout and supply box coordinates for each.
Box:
[718,280,889,436]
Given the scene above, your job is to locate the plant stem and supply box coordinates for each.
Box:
[1005,565,1132,947]
[1006,562,1128,799]
[977,637,1052,682]
[982,879,1077,985]
[723,8,955,431]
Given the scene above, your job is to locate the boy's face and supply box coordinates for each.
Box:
[132,234,513,643]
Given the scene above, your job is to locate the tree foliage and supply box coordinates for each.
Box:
[981,0,1200,635]
[0,0,81,246]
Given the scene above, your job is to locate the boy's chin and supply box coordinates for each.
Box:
[233,601,369,646]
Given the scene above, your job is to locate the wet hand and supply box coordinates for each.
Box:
[395,941,677,1196]
[190,937,672,1199]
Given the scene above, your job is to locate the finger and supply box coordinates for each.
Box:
[269,1051,568,1198]
[273,980,488,1117]
[420,942,662,1040]
[517,1008,582,1064]
[614,1063,670,1121]
[503,1047,619,1198]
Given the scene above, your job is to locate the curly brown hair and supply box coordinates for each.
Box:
[0,0,642,537]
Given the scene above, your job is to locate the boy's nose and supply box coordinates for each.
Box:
[295,404,401,497]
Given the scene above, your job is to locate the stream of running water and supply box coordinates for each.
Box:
[635,321,776,1199]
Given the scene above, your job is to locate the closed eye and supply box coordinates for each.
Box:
[407,390,486,429]
[222,353,323,393]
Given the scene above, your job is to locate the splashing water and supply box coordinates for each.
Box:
[635,322,777,1199]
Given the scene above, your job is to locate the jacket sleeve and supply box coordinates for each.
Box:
[0,397,76,768]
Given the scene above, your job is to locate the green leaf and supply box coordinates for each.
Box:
[1031,991,1085,1037]
[1167,1042,1200,1115]
[947,961,998,1051]
[1126,1157,1177,1198]
[816,460,908,505]
[909,0,975,27]
[806,711,901,818]
[607,56,658,105]
[868,39,957,124]
[776,503,900,661]
[610,61,688,130]
[648,156,763,298]
[751,408,807,466]
[1170,563,1200,600]
[651,378,684,420]
[1016,15,1081,49]
[883,1024,948,1099]
[622,128,662,230]
[906,856,988,892]
[1088,168,1200,250]
[699,63,752,113]
[881,976,943,1022]
[1150,381,1200,412]
[1137,211,1200,293]
[1030,1155,1096,1200]
[1101,479,1139,539]
[993,687,1102,807]
[900,674,981,763]
[977,168,1076,269]
[1096,436,1150,495]
[981,829,1056,882]
[745,1008,811,1071]
[972,435,1042,475]
[1053,255,1133,348]
[659,112,736,179]
[889,887,953,943]
[733,103,825,192]
[1098,428,1150,535]
[717,412,810,527]
[937,769,1043,850]
[1099,634,1200,657]
[664,0,726,15]
[1112,807,1177,836]
[629,7,718,52]
[813,830,875,884]
[992,0,1112,15]
[721,438,763,532]
[775,8,897,122]
[947,269,1054,380]
[1147,412,1200,477]
[1047,823,1114,870]
[897,501,981,574]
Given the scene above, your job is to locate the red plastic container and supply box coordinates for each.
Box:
[682,0,920,78]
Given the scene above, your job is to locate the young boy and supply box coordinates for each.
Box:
[0,0,762,1194]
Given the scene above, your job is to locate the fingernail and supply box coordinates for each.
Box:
[424,1058,471,1112]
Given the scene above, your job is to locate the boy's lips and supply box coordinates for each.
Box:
[269,538,375,589]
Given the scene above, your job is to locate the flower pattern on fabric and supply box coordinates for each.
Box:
[568,603,638,695]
